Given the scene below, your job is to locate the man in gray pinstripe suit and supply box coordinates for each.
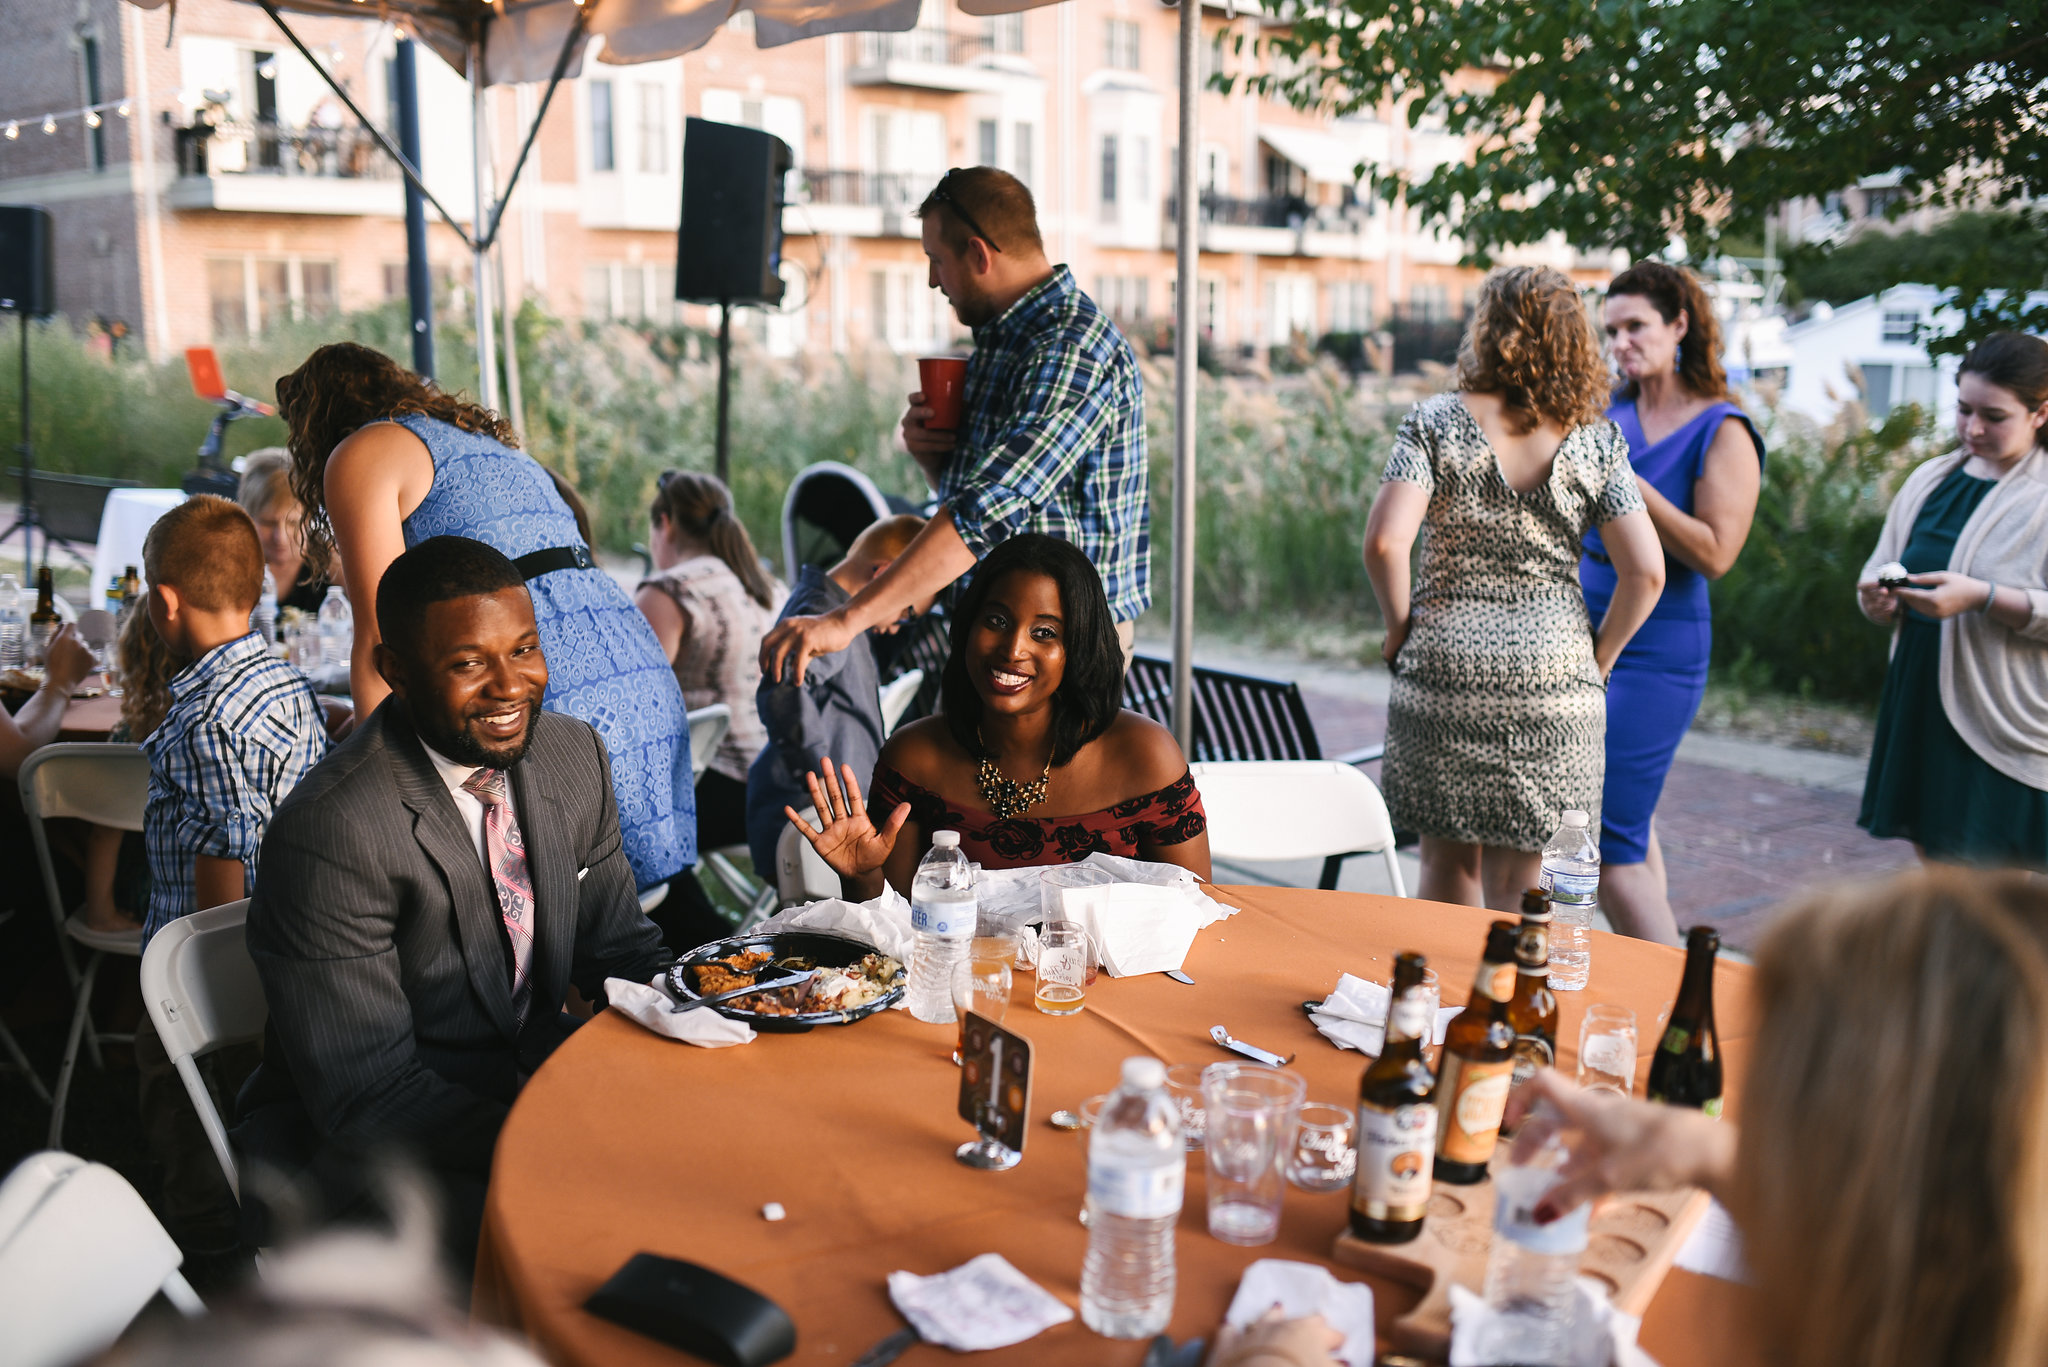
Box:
[237,537,670,1264]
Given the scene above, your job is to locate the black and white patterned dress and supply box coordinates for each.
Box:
[1379,392,1645,850]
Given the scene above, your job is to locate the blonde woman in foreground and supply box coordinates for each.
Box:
[1508,867,2048,1367]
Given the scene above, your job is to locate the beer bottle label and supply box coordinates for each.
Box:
[1434,1054,1514,1165]
[1509,1033,1555,1093]
[1353,1101,1436,1220]
[1386,995,1431,1045]
[1659,1025,1690,1053]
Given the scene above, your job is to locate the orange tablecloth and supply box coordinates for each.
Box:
[58,689,121,740]
[476,886,1760,1365]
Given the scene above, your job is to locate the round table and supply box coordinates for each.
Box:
[475,886,1761,1365]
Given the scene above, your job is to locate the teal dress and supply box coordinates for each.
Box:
[1859,465,2048,869]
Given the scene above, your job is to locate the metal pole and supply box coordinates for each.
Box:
[395,35,435,380]
[498,243,526,440]
[469,36,499,411]
[19,313,31,579]
[715,302,733,486]
[1170,0,1200,751]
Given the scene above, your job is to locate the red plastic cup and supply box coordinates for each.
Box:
[917,356,969,432]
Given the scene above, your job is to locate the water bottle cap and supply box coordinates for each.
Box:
[1121,1056,1166,1090]
[931,830,961,849]
[1561,810,1589,828]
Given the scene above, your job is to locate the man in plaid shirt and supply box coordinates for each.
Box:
[762,166,1148,684]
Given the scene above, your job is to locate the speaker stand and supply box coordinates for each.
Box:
[714,300,733,487]
[0,311,85,580]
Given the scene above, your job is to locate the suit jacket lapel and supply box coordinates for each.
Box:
[386,709,520,1042]
[511,755,578,1016]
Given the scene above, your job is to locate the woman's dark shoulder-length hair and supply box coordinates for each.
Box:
[939,534,1124,767]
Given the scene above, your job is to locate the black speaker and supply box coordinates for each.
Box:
[0,205,56,317]
[677,119,790,307]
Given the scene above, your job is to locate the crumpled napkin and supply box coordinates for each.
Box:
[973,852,1236,934]
[757,886,915,960]
[1310,973,1460,1054]
[1225,1260,1376,1366]
[1448,1279,1659,1367]
[1061,881,1204,977]
[606,975,757,1047]
[886,1253,1074,1350]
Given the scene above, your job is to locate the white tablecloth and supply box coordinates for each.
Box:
[90,489,185,605]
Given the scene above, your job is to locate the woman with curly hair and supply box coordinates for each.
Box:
[1364,267,1665,909]
[787,533,1208,899]
[273,342,722,946]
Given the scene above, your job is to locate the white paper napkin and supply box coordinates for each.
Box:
[886,1253,1074,1350]
[757,886,915,961]
[1308,973,1460,1053]
[1062,881,1206,977]
[605,975,757,1047]
[1448,1279,1659,1367]
[1225,1259,1376,1367]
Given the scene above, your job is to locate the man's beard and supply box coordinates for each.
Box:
[413,701,540,770]
[947,280,1000,329]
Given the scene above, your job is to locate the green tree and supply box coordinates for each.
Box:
[1246,1,2048,348]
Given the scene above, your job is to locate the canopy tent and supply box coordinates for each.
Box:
[123,0,1206,748]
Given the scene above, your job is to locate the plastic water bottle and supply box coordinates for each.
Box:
[317,585,352,667]
[1080,1056,1184,1339]
[907,830,976,1023]
[252,569,278,648]
[1539,810,1599,991]
[0,575,23,669]
[1479,1124,1590,1364]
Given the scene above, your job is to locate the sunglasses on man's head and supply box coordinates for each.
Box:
[931,169,1001,254]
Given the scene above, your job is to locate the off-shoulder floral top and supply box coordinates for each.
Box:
[867,765,1208,870]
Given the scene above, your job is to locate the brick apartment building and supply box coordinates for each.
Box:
[0,0,1579,365]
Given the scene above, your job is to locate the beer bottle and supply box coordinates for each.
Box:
[1646,926,1723,1116]
[28,566,59,665]
[1502,888,1560,1133]
[121,564,142,607]
[1432,922,1519,1185]
[1351,952,1438,1243]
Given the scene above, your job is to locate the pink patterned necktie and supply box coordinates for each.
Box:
[461,767,534,1027]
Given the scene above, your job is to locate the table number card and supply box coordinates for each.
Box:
[957,1012,1032,1164]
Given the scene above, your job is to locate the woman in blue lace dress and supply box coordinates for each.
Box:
[277,343,723,946]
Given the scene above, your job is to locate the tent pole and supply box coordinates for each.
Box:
[470,35,499,411]
[1170,0,1200,751]
[395,35,435,380]
[715,302,733,487]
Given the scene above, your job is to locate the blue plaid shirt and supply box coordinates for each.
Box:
[940,266,1151,622]
[142,632,326,944]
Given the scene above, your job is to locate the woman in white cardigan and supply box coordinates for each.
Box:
[1857,332,2048,869]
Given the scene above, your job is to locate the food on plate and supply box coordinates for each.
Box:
[680,946,904,1016]
[808,953,906,1011]
[690,949,775,998]
[0,667,44,694]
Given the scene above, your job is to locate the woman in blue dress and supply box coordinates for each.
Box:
[276,342,725,948]
[1583,263,1765,945]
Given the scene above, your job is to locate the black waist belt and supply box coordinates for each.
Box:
[514,544,596,580]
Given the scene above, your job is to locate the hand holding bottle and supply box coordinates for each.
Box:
[1502,1071,1737,1224]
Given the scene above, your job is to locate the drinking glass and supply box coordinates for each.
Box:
[1548,902,1595,991]
[1285,1102,1357,1193]
[1040,863,1116,925]
[1075,1093,1109,1225]
[1201,1062,1307,1245]
[951,958,1012,1066]
[1165,1063,1208,1151]
[1576,1004,1638,1095]
[1034,921,1091,1015]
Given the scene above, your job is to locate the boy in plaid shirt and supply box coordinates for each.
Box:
[137,494,326,1255]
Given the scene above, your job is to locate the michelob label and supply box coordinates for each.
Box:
[1434,1054,1514,1165]
[1354,1101,1437,1220]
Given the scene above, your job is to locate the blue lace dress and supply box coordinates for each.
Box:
[393,415,695,888]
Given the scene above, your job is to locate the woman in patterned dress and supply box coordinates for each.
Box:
[786,533,1208,900]
[277,343,725,948]
[1363,268,1666,910]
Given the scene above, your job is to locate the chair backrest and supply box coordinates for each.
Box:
[18,743,150,831]
[779,461,894,580]
[775,809,843,905]
[0,1154,201,1367]
[140,898,265,1066]
[1122,654,1324,763]
[686,704,731,783]
[878,668,923,736]
[1190,760,1397,863]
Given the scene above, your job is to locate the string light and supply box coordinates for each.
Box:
[84,109,101,128]
[41,115,55,134]
[117,101,131,118]
[3,123,16,140]
[0,99,147,143]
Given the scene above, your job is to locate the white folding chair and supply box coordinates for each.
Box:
[775,807,844,905]
[1190,760,1408,896]
[19,742,150,1148]
[878,668,924,735]
[139,898,264,1202]
[0,1151,204,1367]
[685,704,731,783]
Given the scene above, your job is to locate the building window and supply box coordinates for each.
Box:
[590,81,615,172]
[208,255,338,339]
[985,13,1024,53]
[79,33,105,170]
[1097,275,1149,325]
[978,119,998,168]
[207,260,246,341]
[1201,145,1228,194]
[301,261,338,320]
[1881,310,1920,344]
[1133,136,1151,203]
[1409,281,1450,323]
[1099,135,1118,219]
[1013,122,1034,187]
[637,83,669,173]
[1105,19,1140,70]
[1329,281,1373,332]
[1864,186,1904,219]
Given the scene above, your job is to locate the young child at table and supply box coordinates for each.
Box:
[77,601,180,933]
[136,494,327,1257]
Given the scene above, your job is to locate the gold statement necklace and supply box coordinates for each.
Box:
[975,729,1052,820]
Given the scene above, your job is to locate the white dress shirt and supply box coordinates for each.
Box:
[421,742,521,873]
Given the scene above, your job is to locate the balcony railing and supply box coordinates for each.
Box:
[1166,193,1373,234]
[797,169,926,211]
[855,27,994,67]
[173,120,396,181]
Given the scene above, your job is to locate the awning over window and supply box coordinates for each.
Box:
[1257,125,1374,185]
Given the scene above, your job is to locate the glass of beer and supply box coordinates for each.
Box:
[951,957,1012,1065]
[1576,1004,1638,1095]
[1034,921,1092,1015]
